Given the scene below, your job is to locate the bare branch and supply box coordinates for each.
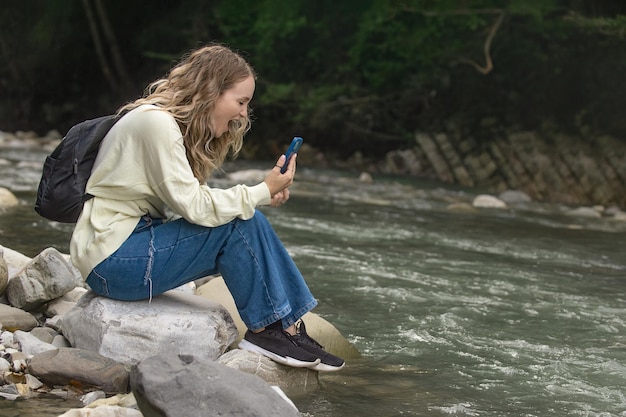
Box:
[459,11,506,75]
[93,0,134,91]
[81,0,121,93]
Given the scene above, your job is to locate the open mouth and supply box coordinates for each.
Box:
[228,119,243,130]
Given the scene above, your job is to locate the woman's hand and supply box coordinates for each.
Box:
[269,188,290,207]
[264,154,296,207]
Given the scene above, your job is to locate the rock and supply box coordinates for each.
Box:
[3,370,20,382]
[13,330,58,356]
[169,281,196,294]
[565,206,602,218]
[614,211,626,221]
[196,276,361,360]
[218,349,319,394]
[0,383,20,400]
[61,290,238,366]
[0,245,31,278]
[52,334,72,348]
[80,391,106,405]
[63,286,89,302]
[6,247,82,311]
[29,326,58,344]
[0,303,38,331]
[359,172,373,183]
[445,202,478,213]
[0,187,19,208]
[81,390,106,405]
[0,254,7,296]
[45,297,79,318]
[87,392,138,408]
[9,351,28,372]
[28,347,129,393]
[25,373,44,390]
[44,316,62,332]
[58,405,144,417]
[499,190,532,204]
[1,329,16,346]
[131,353,301,417]
[472,194,508,209]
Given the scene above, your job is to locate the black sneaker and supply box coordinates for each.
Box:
[292,321,345,372]
[238,327,321,368]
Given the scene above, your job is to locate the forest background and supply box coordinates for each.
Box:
[1,0,625,205]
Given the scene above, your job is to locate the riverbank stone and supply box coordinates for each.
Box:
[131,353,301,417]
[472,194,508,208]
[0,187,19,208]
[6,247,82,311]
[0,248,7,295]
[45,287,88,318]
[61,290,238,366]
[0,245,31,278]
[58,405,144,417]
[28,347,129,393]
[218,349,319,395]
[566,206,602,218]
[0,303,38,331]
[499,189,532,204]
[13,330,57,356]
[29,325,57,344]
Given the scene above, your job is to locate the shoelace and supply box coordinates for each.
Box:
[268,328,300,347]
[294,321,324,349]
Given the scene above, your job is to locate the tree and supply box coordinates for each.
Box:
[81,0,134,96]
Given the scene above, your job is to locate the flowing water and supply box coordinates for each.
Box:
[1,144,625,417]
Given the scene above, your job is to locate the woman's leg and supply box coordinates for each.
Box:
[215,210,318,330]
[86,211,317,330]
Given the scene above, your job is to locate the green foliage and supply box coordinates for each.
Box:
[0,0,625,154]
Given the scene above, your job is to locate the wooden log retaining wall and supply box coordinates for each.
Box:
[391,131,625,207]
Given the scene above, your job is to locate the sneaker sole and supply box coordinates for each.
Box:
[238,339,321,369]
[311,361,345,372]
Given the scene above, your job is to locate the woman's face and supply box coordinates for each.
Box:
[211,75,255,137]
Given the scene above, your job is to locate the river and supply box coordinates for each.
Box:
[1,143,625,417]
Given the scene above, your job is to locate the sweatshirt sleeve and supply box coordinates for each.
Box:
[138,108,271,226]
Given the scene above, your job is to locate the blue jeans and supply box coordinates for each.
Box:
[86,210,318,330]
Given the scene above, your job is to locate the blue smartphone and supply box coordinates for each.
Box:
[281,137,303,173]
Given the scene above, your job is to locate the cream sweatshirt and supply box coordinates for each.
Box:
[70,105,271,278]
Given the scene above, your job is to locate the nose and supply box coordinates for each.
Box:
[239,105,248,118]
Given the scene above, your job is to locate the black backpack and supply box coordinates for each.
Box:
[34,113,123,223]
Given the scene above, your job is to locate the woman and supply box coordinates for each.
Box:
[70,44,344,372]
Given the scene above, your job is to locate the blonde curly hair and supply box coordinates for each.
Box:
[119,44,255,182]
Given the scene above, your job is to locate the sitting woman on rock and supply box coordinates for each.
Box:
[69,44,344,372]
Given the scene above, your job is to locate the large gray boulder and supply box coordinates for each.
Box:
[61,290,238,366]
[6,247,82,311]
[131,353,301,417]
